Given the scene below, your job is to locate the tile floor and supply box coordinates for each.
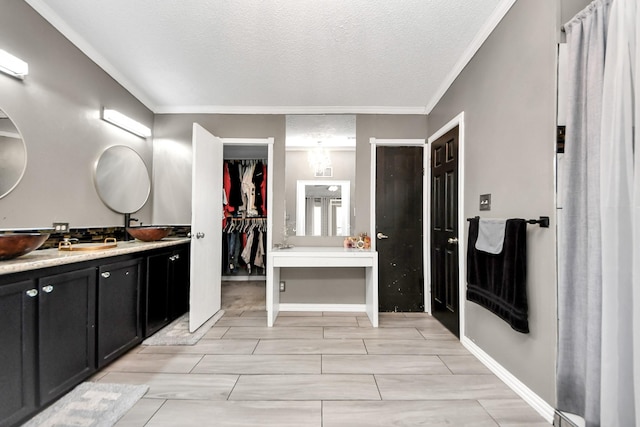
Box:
[93,283,550,426]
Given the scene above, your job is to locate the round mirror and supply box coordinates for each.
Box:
[0,108,27,199]
[94,145,150,213]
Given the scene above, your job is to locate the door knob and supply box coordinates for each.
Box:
[377,232,389,240]
[448,237,459,244]
[196,232,205,239]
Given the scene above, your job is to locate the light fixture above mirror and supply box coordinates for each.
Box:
[0,49,29,80]
[101,108,151,138]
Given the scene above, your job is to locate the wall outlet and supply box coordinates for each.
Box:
[52,222,69,232]
[279,281,286,292]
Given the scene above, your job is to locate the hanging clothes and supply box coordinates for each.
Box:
[226,161,243,213]
[241,162,257,216]
[222,217,267,276]
[253,161,265,216]
[223,160,267,218]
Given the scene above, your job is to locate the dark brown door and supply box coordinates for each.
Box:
[431,127,459,336]
[376,145,424,312]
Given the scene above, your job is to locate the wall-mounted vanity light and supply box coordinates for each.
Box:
[101,108,152,138]
[0,49,29,80]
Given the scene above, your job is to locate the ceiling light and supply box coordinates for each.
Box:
[101,108,151,138]
[307,141,332,172]
[0,49,28,80]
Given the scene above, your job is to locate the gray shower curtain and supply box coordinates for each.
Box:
[557,1,611,426]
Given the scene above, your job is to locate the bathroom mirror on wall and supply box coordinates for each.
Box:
[0,108,27,199]
[285,115,356,237]
[94,145,150,213]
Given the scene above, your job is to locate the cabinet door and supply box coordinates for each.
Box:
[0,280,37,427]
[98,258,142,368]
[169,246,190,320]
[145,252,171,336]
[37,268,96,406]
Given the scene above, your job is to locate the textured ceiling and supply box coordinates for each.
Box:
[26,0,513,114]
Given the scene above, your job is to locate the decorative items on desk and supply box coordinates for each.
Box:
[343,233,371,249]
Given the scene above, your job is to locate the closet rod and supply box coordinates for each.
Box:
[466,216,550,228]
[226,217,267,221]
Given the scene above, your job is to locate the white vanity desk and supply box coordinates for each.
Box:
[266,247,378,327]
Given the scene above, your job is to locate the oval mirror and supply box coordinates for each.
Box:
[0,108,27,199]
[94,145,150,213]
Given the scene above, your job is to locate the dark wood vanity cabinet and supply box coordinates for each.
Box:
[144,245,190,337]
[0,241,189,426]
[0,279,37,427]
[37,267,97,406]
[97,258,142,368]
[0,268,97,424]
[169,245,190,319]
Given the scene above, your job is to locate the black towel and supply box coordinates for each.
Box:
[466,217,529,333]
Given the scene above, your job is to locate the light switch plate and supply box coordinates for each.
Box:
[479,194,491,211]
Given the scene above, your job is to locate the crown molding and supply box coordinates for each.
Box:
[154,105,428,115]
[25,0,157,111]
[424,0,517,114]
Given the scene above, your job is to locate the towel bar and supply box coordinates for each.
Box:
[466,216,549,228]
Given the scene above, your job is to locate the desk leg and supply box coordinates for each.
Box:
[267,266,280,327]
[365,259,379,327]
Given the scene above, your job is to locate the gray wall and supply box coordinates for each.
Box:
[0,1,154,230]
[151,114,286,227]
[561,0,592,24]
[152,114,428,237]
[152,113,427,301]
[428,0,559,405]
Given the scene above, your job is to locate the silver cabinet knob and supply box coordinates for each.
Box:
[174,254,180,260]
[101,272,111,278]
[448,237,459,244]
[42,285,54,293]
[377,232,389,240]
[196,232,205,239]
[26,289,38,297]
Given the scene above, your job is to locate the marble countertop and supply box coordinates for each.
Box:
[0,238,190,276]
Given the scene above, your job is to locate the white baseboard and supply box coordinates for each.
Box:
[461,336,555,424]
[279,303,366,312]
[221,275,266,282]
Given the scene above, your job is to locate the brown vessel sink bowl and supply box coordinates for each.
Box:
[0,233,50,260]
[126,226,172,242]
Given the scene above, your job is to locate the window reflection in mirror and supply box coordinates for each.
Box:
[285,115,356,237]
[296,180,350,236]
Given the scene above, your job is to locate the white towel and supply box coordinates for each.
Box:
[475,218,507,254]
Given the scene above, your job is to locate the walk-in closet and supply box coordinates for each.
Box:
[220,143,270,311]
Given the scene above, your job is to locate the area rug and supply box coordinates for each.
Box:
[142,311,224,346]
[22,382,148,427]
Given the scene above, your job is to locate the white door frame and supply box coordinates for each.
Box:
[369,138,428,312]
[426,112,465,339]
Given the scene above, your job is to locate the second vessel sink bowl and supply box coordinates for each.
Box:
[0,233,50,260]
[126,226,172,242]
